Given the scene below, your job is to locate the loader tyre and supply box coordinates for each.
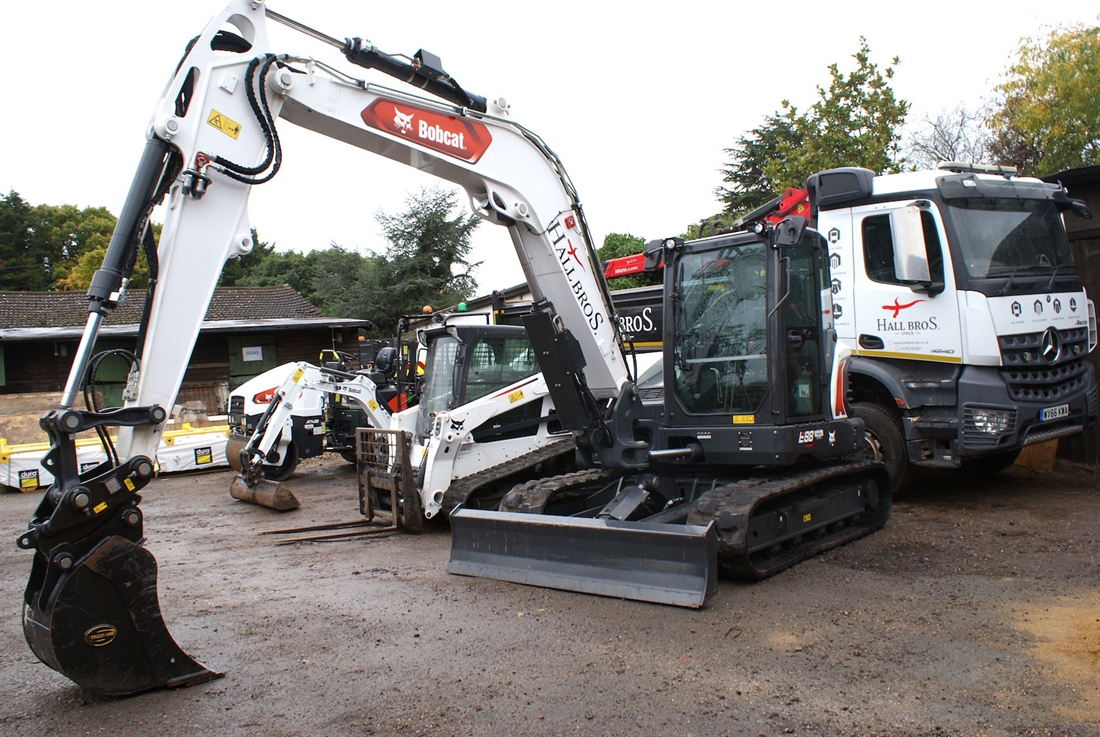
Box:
[852,401,911,495]
[263,442,299,482]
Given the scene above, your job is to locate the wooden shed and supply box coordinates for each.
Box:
[0,286,371,414]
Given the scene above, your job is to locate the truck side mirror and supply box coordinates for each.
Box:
[1069,199,1092,219]
[774,216,808,247]
[889,205,932,284]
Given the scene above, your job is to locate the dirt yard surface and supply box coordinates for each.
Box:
[1,457,1097,737]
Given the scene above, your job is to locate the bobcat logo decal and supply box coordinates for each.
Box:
[393,108,414,134]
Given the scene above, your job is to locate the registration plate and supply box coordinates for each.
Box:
[1039,403,1069,422]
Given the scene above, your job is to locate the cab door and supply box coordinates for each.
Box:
[846,202,961,363]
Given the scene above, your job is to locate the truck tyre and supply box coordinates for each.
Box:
[852,402,912,495]
[262,442,299,482]
[959,450,1020,477]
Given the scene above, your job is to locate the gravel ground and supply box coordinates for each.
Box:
[1,456,1097,737]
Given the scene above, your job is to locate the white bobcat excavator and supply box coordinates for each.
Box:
[17,0,887,697]
[225,318,575,518]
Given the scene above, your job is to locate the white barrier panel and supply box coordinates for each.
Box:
[0,426,230,492]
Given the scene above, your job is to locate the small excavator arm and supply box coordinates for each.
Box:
[227,361,395,510]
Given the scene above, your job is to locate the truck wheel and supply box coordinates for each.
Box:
[959,450,1020,477]
[262,443,299,482]
[852,402,912,495]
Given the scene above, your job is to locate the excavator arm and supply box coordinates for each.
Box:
[226,361,395,510]
[19,0,632,695]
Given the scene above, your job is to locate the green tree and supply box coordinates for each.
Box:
[308,245,373,318]
[364,186,481,330]
[716,39,908,222]
[986,25,1100,175]
[235,248,314,297]
[717,114,802,216]
[55,221,160,291]
[599,232,657,290]
[0,191,122,291]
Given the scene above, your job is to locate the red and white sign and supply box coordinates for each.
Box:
[361,100,492,164]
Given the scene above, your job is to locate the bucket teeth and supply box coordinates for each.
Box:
[229,473,300,511]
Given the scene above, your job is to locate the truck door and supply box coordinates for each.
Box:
[845,203,961,363]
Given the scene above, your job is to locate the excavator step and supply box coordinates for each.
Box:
[447,508,717,608]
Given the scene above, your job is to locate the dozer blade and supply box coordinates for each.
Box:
[447,508,718,608]
[229,472,300,511]
[23,535,222,696]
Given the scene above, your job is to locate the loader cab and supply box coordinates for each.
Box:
[661,222,841,466]
[415,324,543,442]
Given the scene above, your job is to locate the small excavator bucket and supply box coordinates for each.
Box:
[229,472,300,511]
[447,508,718,608]
[23,535,222,696]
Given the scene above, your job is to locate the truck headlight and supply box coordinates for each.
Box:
[969,408,1011,435]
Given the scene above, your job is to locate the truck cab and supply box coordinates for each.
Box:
[818,164,1098,489]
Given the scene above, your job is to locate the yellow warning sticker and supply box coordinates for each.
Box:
[124,478,135,492]
[368,399,379,412]
[732,414,754,425]
[802,513,812,523]
[207,109,242,139]
[508,390,524,404]
[93,502,108,514]
[292,368,305,383]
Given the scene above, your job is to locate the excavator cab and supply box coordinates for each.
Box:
[449,221,889,605]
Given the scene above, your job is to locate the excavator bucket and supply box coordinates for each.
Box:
[229,472,300,511]
[447,508,718,608]
[23,535,222,696]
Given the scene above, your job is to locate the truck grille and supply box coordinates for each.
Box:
[999,327,1092,403]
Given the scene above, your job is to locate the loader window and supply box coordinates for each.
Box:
[417,334,461,439]
[462,336,539,403]
[673,245,768,415]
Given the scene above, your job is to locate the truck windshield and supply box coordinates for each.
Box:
[673,244,768,415]
[947,198,1074,279]
[417,334,460,439]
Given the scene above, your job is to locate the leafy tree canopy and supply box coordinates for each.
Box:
[986,25,1100,175]
[716,38,909,221]
[0,190,125,291]
[362,186,481,331]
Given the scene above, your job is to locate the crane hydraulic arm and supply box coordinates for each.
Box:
[18,0,632,696]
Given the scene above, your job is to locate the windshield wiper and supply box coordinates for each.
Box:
[996,266,1021,296]
[1045,265,1061,291]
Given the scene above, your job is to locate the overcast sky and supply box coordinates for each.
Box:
[1,0,1096,293]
